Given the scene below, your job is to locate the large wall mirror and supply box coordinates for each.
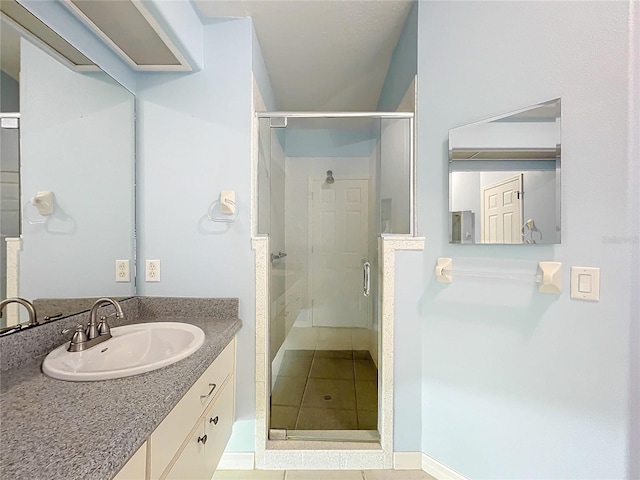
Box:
[1,2,135,330]
[448,98,561,245]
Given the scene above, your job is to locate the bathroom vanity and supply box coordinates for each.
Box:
[0,297,242,480]
[116,337,236,480]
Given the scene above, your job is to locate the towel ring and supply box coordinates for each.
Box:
[208,199,239,223]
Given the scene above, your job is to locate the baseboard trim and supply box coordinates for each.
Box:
[394,452,423,469]
[422,453,469,480]
[218,452,255,470]
[217,450,467,477]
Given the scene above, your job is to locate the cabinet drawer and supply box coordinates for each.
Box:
[163,380,235,480]
[150,338,235,479]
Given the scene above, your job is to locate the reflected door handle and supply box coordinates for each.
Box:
[363,262,371,297]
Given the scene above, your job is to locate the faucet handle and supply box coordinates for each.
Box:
[86,320,100,340]
[63,324,88,348]
[98,315,111,336]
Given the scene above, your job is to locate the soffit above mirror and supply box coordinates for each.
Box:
[1,0,94,70]
[59,0,191,71]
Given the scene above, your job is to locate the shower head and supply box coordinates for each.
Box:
[326,170,335,184]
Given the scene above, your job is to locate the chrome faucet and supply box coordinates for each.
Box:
[66,297,124,352]
[0,297,38,333]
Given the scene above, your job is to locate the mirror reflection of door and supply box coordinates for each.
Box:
[309,178,370,328]
[1,118,21,310]
[448,98,561,245]
[481,174,523,244]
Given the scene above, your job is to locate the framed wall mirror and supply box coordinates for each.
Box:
[448,98,561,245]
[1,2,135,329]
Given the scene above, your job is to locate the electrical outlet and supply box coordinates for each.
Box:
[146,260,161,282]
[115,260,130,282]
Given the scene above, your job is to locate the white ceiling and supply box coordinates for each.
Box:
[193,0,414,111]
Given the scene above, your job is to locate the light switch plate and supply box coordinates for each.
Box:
[571,266,600,301]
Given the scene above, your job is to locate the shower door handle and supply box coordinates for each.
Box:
[363,262,371,297]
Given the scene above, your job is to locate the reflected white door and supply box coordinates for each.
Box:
[309,178,369,328]
[481,174,523,244]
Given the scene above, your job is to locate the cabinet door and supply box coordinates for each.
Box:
[162,420,208,480]
[203,378,235,474]
[163,381,235,480]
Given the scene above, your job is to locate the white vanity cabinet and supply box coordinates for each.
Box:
[164,378,235,480]
[113,337,236,480]
[114,442,147,480]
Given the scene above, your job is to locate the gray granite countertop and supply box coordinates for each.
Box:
[0,315,242,480]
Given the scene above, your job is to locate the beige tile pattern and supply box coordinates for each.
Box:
[296,407,358,430]
[363,470,437,480]
[271,405,299,430]
[285,471,364,480]
[310,358,355,380]
[283,327,378,354]
[272,376,307,406]
[302,378,356,410]
[355,381,378,412]
[271,349,378,430]
[214,470,436,480]
[354,359,377,381]
[213,471,285,479]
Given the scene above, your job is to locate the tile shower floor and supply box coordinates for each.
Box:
[270,349,378,431]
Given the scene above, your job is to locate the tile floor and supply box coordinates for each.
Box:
[213,469,436,479]
[271,349,378,431]
[281,326,371,352]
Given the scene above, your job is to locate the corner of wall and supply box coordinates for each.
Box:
[376,0,418,112]
[251,20,277,111]
[142,0,205,72]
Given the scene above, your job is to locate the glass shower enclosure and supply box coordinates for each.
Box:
[257,112,413,442]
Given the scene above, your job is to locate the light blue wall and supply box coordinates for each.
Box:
[136,18,256,451]
[17,0,136,92]
[1,71,19,112]
[377,1,417,111]
[416,1,638,478]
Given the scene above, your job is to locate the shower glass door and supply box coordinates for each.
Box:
[257,114,413,442]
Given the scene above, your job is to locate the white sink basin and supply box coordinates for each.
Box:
[42,322,205,381]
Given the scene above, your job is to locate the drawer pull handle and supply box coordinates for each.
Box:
[200,383,217,399]
[198,434,208,445]
[210,416,219,425]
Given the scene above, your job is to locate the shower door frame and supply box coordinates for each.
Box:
[252,111,420,470]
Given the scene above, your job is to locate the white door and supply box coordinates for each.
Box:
[481,174,523,244]
[309,178,369,328]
